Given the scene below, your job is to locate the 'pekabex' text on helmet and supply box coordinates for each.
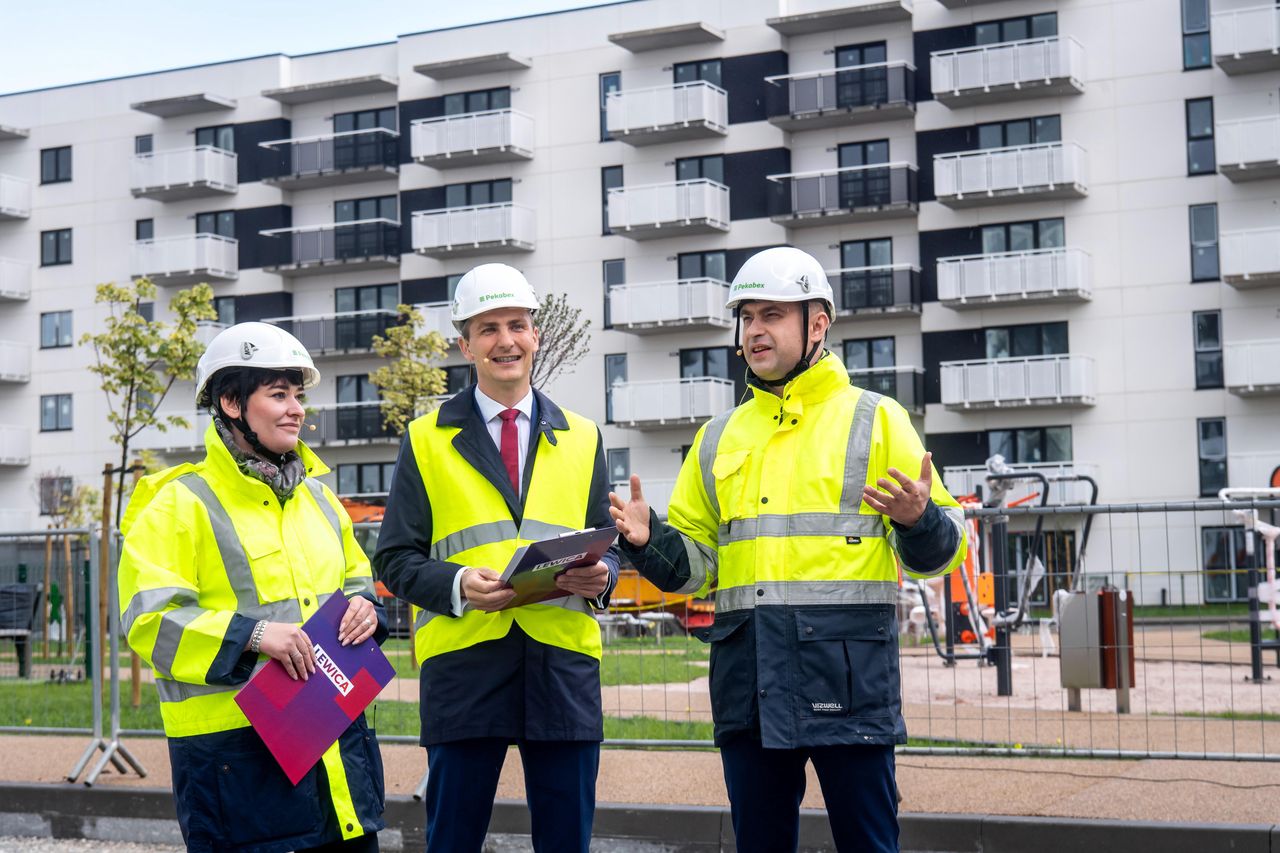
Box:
[450,264,540,334]
[725,246,835,316]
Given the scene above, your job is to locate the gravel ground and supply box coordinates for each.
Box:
[0,840,181,852]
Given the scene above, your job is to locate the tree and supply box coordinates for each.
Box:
[368,303,449,437]
[530,292,592,390]
[81,278,216,521]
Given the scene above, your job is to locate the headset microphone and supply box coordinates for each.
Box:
[307,423,316,432]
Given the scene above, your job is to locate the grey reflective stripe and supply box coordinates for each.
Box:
[675,535,718,595]
[414,609,439,631]
[841,390,882,513]
[155,661,268,703]
[698,410,735,519]
[430,520,518,561]
[121,586,198,636]
[897,505,967,578]
[238,599,302,623]
[718,512,886,544]
[342,577,376,598]
[177,474,258,611]
[519,519,577,541]
[716,580,898,612]
[151,606,204,679]
[303,479,344,548]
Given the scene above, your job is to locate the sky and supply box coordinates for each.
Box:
[0,0,621,95]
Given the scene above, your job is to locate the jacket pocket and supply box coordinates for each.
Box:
[212,732,322,845]
[240,529,296,605]
[704,610,754,729]
[794,607,893,720]
[711,449,752,521]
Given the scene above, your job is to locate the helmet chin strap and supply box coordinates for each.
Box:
[736,302,824,391]
[213,401,287,466]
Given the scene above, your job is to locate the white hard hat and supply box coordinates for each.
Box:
[451,263,540,332]
[195,322,320,407]
[725,247,835,315]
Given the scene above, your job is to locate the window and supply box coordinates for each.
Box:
[834,42,889,108]
[336,195,397,223]
[38,476,74,516]
[40,311,72,349]
[603,259,625,328]
[196,211,235,238]
[982,218,1064,254]
[839,239,894,310]
[135,219,154,241]
[680,346,730,380]
[336,462,396,497]
[442,88,510,116]
[678,250,727,282]
[445,365,472,394]
[1202,526,1249,602]
[674,59,722,88]
[988,426,1072,464]
[336,283,398,313]
[1190,204,1219,282]
[676,154,724,185]
[601,166,623,235]
[977,115,1061,149]
[337,375,379,403]
[444,180,511,209]
[138,302,154,322]
[1193,311,1223,390]
[40,394,73,432]
[605,354,628,423]
[195,124,235,152]
[985,322,1068,359]
[974,13,1056,45]
[607,448,631,489]
[600,72,621,141]
[844,337,895,369]
[213,296,236,327]
[1186,98,1215,175]
[1182,0,1212,70]
[837,140,891,207]
[41,229,72,266]
[334,107,397,133]
[40,146,72,184]
[134,135,153,155]
[335,375,387,441]
[334,284,398,349]
[1198,417,1227,497]
[331,108,398,171]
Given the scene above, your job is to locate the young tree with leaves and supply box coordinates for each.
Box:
[368,303,449,436]
[530,291,592,389]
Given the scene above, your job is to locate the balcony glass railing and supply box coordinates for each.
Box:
[261,129,399,180]
[131,146,237,195]
[1211,5,1280,65]
[940,354,1096,409]
[0,258,31,301]
[1224,339,1280,394]
[607,278,732,329]
[768,163,918,219]
[606,82,728,137]
[828,264,921,314]
[0,174,31,218]
[0,340,31,383]
[411,203,536,254]
[1221,227,1280,284]
[265,310,400,355]
[937,248,1091,305]
[931,36,1085,99]
[934,142,1088,202]
[765,62,915,119]
[0,424,31,466]
[1216,116,1280,171]
[261,219,400,267]
[133,234,239,282]
[609,377,735,426]
[411,109,534,162]
[607,179,730,234]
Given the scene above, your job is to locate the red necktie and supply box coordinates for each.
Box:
[498,408,520,496]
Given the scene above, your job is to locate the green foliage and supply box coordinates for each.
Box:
[530,292,592,390]
[368,303,448,437]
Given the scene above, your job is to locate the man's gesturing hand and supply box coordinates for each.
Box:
[608,475,651,548]
[462,567,516,612]
[862,452,934,528]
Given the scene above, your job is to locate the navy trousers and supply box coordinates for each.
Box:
[720,734,899,853]
[424,738,599,853]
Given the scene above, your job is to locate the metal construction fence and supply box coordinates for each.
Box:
[4,500,1280,777]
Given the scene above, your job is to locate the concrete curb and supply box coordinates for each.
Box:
[0,782,1276,852]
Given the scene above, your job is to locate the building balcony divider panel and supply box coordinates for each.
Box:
[1225,339,1280,396]
[0,424,31,466]
[0,174,31,220]
[130,146,238,200]
[411,109,534,167]
[611,479,677,514]
[1217,116,1280,181]
[937,247,1092,307]
[264,310,400,357]
[1212,4,1280,74]
[827,264,921,317]
[610,377,735,428]
[1228,452,1280,488]
[607,278,732,332]
[0,258,31,301]
[411,301,460,342]
[765,62,916,130]
[943,461,1098,506]
[133,235,239,286]
[940,354,1096,409]
[0,340,31,383]
[850,366,925,416]
[1221,227,1280,287]
[411,203,536,257]
[607,180,730,239]
[261,129,399,188]
[768,163,918,225]
[605,82,728,145]
[931,36,1086,107]
[934,142,1088,207]
[261,219,400,276]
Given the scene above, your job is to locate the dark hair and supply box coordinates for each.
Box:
[202,367,304,410]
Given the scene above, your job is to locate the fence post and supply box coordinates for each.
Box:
[991,515,1013,697]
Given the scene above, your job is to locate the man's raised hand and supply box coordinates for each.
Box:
[861,452,934,528]
[608,474,651,548]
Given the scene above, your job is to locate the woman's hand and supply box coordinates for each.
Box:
[338,595,379,647]
[259,622,315,681]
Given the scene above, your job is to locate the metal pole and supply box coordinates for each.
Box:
[1247,527,1267,683]
[67,530,104,783]
[943,568,955,665]
[991,515,1012,697]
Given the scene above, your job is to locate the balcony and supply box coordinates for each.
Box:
[605,82,728,145]
[0,341,32,383]
[828,264,921,318]
[412,203,535,258]
[0,174,31,220]
[767,0,912,35]
[610,377,735,429]
[1217,116,1280,182]
[412,302,460,342]
[0,509,35,533]
[1212,5,1280,74]
[943,462,1100,506]
[0,258,30,301]
[0,425,30,466]
[850,367,925,416]
[130,146,237,201]
[940,354,1096,410]
[261,220,400,276]
[935,0,1008,6]
[768,163,917,226]
[931,36,1085,107]
[264,310,400,358]
[1229,452,1280,488]
[138,403,396,453]
[0,125,29,142]
[261,129,399,188]
[133,235,238,287]
[1221,227,1280,288]
[194,321,227,347]
[934,142,1088,208]
[937,248,1092,308]
[411,109,534,167]
[607,179,729,240]
[1225,339,1280,396]
[765,63,916,130]
[607,278,732,333]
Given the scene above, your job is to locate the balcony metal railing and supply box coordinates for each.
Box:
[606,81,728,143]
[264,310,400,356]
[607,179,730,237]
[940,354,1096,409]
[133,235,239,285]
[411,109,534,165]
[130,146,238,199]
[610,479,677,514]
[1221,227,1280,287]
[1228,452,1280,488]
[137,402,396,452]
[0,340,31,383]
[849,366,925,415]
[765,62,916,128]
[610,377,735,428]
[1212,4,1280,74]
[767,163,918,223]
[1217,116,1280,180]
[261,129,399,184]
[943,461,1100,506]
[194,321,228,347]
[607,278,732,331]
[934,142,1088,206]
[1225,339,1280,396]
[0,424,31,466]
[0,257,31,301]
[0,174,31,219]
[827,264,921,315]
[931,36,1085,104]
[261,219,400,273]
[937,248,1091,306]
[411,203,536,256]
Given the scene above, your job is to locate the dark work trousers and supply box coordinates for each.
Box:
[299,835,379,853]
[424,737,599,853]
[720,734,898,853]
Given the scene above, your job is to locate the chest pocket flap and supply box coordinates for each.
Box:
[711,449,752,519]
[240,528,294,604]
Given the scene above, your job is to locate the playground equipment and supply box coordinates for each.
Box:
[1220,486,1280,682]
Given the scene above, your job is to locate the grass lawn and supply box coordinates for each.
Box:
[602,652,706,686]
[0,680,164,730]
[1202,629,1260,643]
